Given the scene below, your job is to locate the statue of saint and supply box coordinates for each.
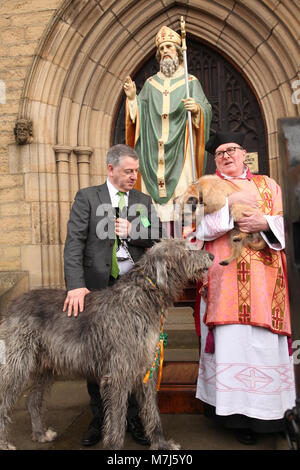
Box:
[124,25,212,223]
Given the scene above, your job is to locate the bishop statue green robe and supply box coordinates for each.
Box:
[126,67,212,219]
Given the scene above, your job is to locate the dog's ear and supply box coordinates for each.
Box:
[155,255,170,289]
[198,187,203,204]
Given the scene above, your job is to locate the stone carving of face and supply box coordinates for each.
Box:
[14,118,33,145]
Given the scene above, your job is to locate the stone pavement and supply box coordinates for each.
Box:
[6,379,291,452]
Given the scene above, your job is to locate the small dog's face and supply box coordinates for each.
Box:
[173,182,204,237]
[173,182,202,210]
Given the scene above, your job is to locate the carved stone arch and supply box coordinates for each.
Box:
[16,0,299,287]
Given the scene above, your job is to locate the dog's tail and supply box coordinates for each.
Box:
[219,245,242,266]
[219,255,238,266]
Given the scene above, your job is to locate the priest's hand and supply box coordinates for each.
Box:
[237,211,269,233]
[124,76,136,101]
[182,97,199,114]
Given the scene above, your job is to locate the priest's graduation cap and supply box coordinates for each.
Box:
[205,131,246,155]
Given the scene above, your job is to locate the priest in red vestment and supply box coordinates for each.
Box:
[195,131,296,445]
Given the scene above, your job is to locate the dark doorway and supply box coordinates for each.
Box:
[113,37,268,176]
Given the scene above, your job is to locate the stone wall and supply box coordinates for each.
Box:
[0,0,61,285]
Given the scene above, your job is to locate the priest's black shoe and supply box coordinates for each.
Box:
[127,416,150,446]
[234,428,257,445]
[81,420,102,447]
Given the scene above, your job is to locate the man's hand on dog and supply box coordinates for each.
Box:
[63,219,131,317]
[63,287,91,317]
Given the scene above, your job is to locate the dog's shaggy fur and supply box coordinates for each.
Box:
[0,239,213,450]
[175,175,266,265]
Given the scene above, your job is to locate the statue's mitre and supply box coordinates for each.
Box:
[155,26,181,47]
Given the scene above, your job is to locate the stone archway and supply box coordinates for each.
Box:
[15,0,299,287]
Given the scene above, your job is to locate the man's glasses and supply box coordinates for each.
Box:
[215,146,243,160]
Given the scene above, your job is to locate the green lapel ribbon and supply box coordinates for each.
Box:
[137,204,151,228]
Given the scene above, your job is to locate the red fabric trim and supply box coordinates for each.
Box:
[194,280,202,336]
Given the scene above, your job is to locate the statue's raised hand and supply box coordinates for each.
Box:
[124,76,136,100]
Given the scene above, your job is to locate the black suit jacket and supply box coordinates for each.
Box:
[64,182,162,291]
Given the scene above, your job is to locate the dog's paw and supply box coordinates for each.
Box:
[166,439,181,450]
[32,428,57,443]
[219,260,229,266]
[44,428,57,442]
[150,439,181,450]
[0,441,16,450]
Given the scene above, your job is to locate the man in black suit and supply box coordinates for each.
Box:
[63,144,163,446]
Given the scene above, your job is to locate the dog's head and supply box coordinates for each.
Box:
[144,239,214,290]
[173,181,203,211]
[173,182,204,239]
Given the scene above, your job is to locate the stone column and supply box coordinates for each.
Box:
[53,144,73,244]
[73,146,93,189]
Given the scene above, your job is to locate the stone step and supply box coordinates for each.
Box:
[165,329,199,349]
[158,307,201,413]
[158,361,202,414]
[164,306,199,351]
[166,306,195,325]
[164,348,199,362]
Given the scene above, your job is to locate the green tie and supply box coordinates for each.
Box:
[110,191,126,279]
[118,191,126,212]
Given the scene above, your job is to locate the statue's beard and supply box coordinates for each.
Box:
[160,56,179,77]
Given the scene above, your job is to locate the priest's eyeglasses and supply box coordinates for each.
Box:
[215,146,243,160]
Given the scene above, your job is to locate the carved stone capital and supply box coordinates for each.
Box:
[53,145,73,163]
[73,146,94,163]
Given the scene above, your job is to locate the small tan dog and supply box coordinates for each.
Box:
[174,175,266,265]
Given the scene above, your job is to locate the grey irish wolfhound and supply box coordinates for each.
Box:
[0,239,213,450]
